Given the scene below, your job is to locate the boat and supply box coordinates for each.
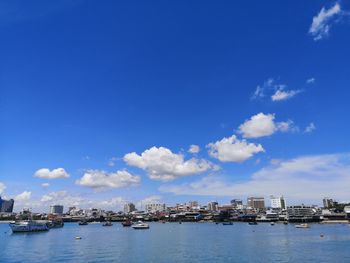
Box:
[222,222,233,225]
[270,222,275,226]
[47,219,64,228]
[102,221,113,226]
[283,221,288,225]
[78,220,88,225]
[295,223,310,228]
[9,220,49,233]
[132,221,150,230]
[122,220,132,227]
[248,222,258,225]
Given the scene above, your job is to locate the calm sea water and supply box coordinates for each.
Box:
[1,222,350,263]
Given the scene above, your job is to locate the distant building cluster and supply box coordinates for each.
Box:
[0,196,14,213]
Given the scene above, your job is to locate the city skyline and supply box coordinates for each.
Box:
[1,1,350,212]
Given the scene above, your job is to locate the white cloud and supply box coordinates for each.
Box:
[15,191,32,202]
[309,3,342,41]
[76,169,140,190]
[124,146,215,181]
[108,157,118,167]
[238,113,297,138]
[160,153,350,203]
[251,78,275,99]
[305,122,316,133]
[306,78,316,84]
[41,183,50,188]
[206,135,264,163]
[0,182,6,195]
[34,168,70,179]
[188,144,200,154]
[271,89,302,101]
[137,195,163,208]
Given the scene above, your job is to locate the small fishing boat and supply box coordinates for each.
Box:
[295,223,310,228]
[132,221,149,230]
[222,222,233,225]
[78,220,88,226]
[248,222,258,225]
[102,221,113,226]
[122,220,132,227]
[283,221,288,225]
[270,222,275,226]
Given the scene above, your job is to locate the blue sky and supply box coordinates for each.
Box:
[1,0,350,212]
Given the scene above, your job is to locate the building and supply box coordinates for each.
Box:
[207,201,219,211]
[323,197,334,208]
[50,205,64,215]
[144,203,166,213]
[287,205,319,222]
[0,196,14,213]
[247,197,265,209]
[230,199,243,209]
[124,203,136,214]
[270,195,286,209]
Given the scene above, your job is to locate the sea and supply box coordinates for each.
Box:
[1,222,350,263]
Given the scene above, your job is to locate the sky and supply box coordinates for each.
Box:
[1,0,350,212]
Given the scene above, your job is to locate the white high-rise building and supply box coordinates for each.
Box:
[124,203,136,214]
[144,203,166,213]
[270,196,286,209]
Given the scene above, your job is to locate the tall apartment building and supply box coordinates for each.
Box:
[50,205,64,215]
[270,196,286,209]
[0,196,14,213]
[124,203,136,214]
[247,197,265,209]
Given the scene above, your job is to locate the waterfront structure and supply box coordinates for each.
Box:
[207,201,219,211]
[124,203,136,214]
[270,196,286,209]
[0,196,14,213]
[323,197,334,208]
[247,197,265,210]
[50,205,64,215]
[145,203,166,213]
[230,199,243,209]
[287,205,318,222]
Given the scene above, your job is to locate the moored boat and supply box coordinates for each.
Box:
[248,222,258,225]
[102,221,113,226]
[78,220,88,225]
[132,221,149,230]
[9,220,49,233]
[222,222,233,225]
[295,223,310,228]
[122,220,132,227]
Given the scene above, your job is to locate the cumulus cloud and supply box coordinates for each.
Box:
[238,113,297,138]
[76,169,140,190]
[0,182,6,195]
[108,157,118,167]
[271,89,302,101]
[34,168,69,179]
[137,195,163,208]
[305,122,316,133]
[124,146,215,181]
[206,135,264,162]
[309,3,342,41]
[160,153,350,203]
[15,191,32,202]
[188,144,200,154]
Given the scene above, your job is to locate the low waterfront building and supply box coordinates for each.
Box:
[0,196,14,213]
[287,205,319,222]
[50,205,64,215]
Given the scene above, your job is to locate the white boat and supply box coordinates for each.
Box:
[295,223,310,228]
[9,220,49,233]
[132,221,149,230]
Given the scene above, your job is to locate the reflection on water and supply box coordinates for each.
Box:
[1,222,350,263]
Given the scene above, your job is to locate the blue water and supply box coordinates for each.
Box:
[1,222,350,263]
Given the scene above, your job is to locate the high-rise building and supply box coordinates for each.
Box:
[247,197,265,209]
[270,195,286,209]
[124,203,136,214]
[323,197,334,208]
[230,199,243,209]
[207,201,219,211]
[50,205,64,215]
[0,196,14,213]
